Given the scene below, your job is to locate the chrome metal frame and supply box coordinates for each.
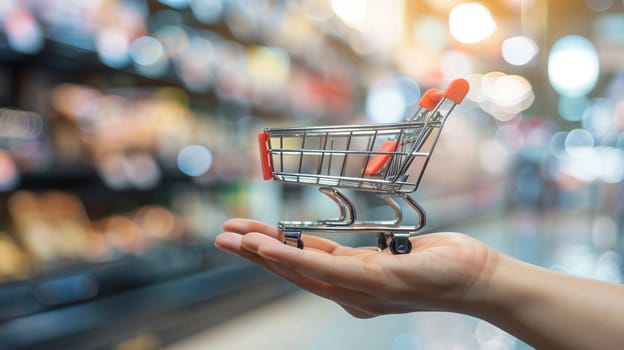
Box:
[259,83,466,253]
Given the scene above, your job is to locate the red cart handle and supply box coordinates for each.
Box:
[364,78,469,176]
[443,78,470,104]
[258,131,273,180]
[418,88,443,110]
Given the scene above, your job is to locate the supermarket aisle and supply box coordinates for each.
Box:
[169,210,621,350]
[170,291,495,350]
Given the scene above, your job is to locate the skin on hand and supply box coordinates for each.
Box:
[215,218,499,318]
[216,218,624,350]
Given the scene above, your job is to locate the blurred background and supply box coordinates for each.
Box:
[0,0,622,349]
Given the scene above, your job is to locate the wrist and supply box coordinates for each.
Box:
[472,251,533,316]
[456,245,549,321]
[455,246,507,316]
[465,249,550,336]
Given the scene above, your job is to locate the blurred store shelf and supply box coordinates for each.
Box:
[0,0,622,349]
[0,260,295,349]
[0,2,382,349]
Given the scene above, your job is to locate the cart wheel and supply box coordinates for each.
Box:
[283,230,304,249]
[389,236,412,254]
[377,233,388,251]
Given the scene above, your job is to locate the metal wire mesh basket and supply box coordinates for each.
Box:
[258,78,470,253]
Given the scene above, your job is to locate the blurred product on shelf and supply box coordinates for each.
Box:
[8,191,93,266]
[2,190,190,281]
[0,0,360,118]
[0,233,30,281]
[0,150,20,191]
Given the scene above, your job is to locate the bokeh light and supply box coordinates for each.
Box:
[501,36,539,66]
[560,146,624,183]
[558,96,589,122]
[550,131,569,159]
[413,15,448,51]
[365,77,421,123]
[586,0,613,12]
[582,98,616,138]
[4,7,44,54]
[173,34,215,92]
[479,72,534,121]
[0,109,44,140]
[247,46,291,88]
[177,145,213,177]
[331,0,367,30]
[0,151,19,192]
[125,153,162,190]
[298,0,333,21]
[135,206,178,240]
[129,35,169,77]
[130,36,166,66]
[439,50,474,81]
[155,25,190,58]
[594,251,622,283]
[0,0,16,20]
[565,128,594,157]
[598,148,624,183]
[594,14,624,43]
[191,0,223,24]
[479,138,513,175]
[548,35,600,97]
[96,28,130,68]
[448,3,496,44]
[592,216,618,250]
[424,0,463,12]
[96,153,162,190]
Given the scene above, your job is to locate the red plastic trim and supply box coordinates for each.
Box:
[258,131,273,180]
[365,140,398,176]
[443,78,470,104]
[418,88,443,110]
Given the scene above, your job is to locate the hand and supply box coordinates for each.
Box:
[215,218,499,318]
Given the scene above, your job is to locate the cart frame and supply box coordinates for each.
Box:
[258,78,469,253]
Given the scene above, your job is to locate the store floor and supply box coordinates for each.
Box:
[169,209,621,350]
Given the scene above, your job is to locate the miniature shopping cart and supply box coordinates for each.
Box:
[257,78,469,254]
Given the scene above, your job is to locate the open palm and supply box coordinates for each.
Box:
[215,218,496,318]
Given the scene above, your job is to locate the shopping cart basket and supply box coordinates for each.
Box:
[257,78,469,254]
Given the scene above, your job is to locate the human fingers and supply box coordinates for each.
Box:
[223,218,345,254]
[217,231,349,291]
[262,257,416,316]
[223,218,380,256]
[215,231,245,255]
[216,231,273,265]
[216,232,279,270]
[223,218,281,239]
[241,232,386,293]
[220,232,380,314]
[261,259,382,315]
[219,232,397,316]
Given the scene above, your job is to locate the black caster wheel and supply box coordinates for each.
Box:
[389,237,412,254]
[377,233,388,251]
[283,231,304,249]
